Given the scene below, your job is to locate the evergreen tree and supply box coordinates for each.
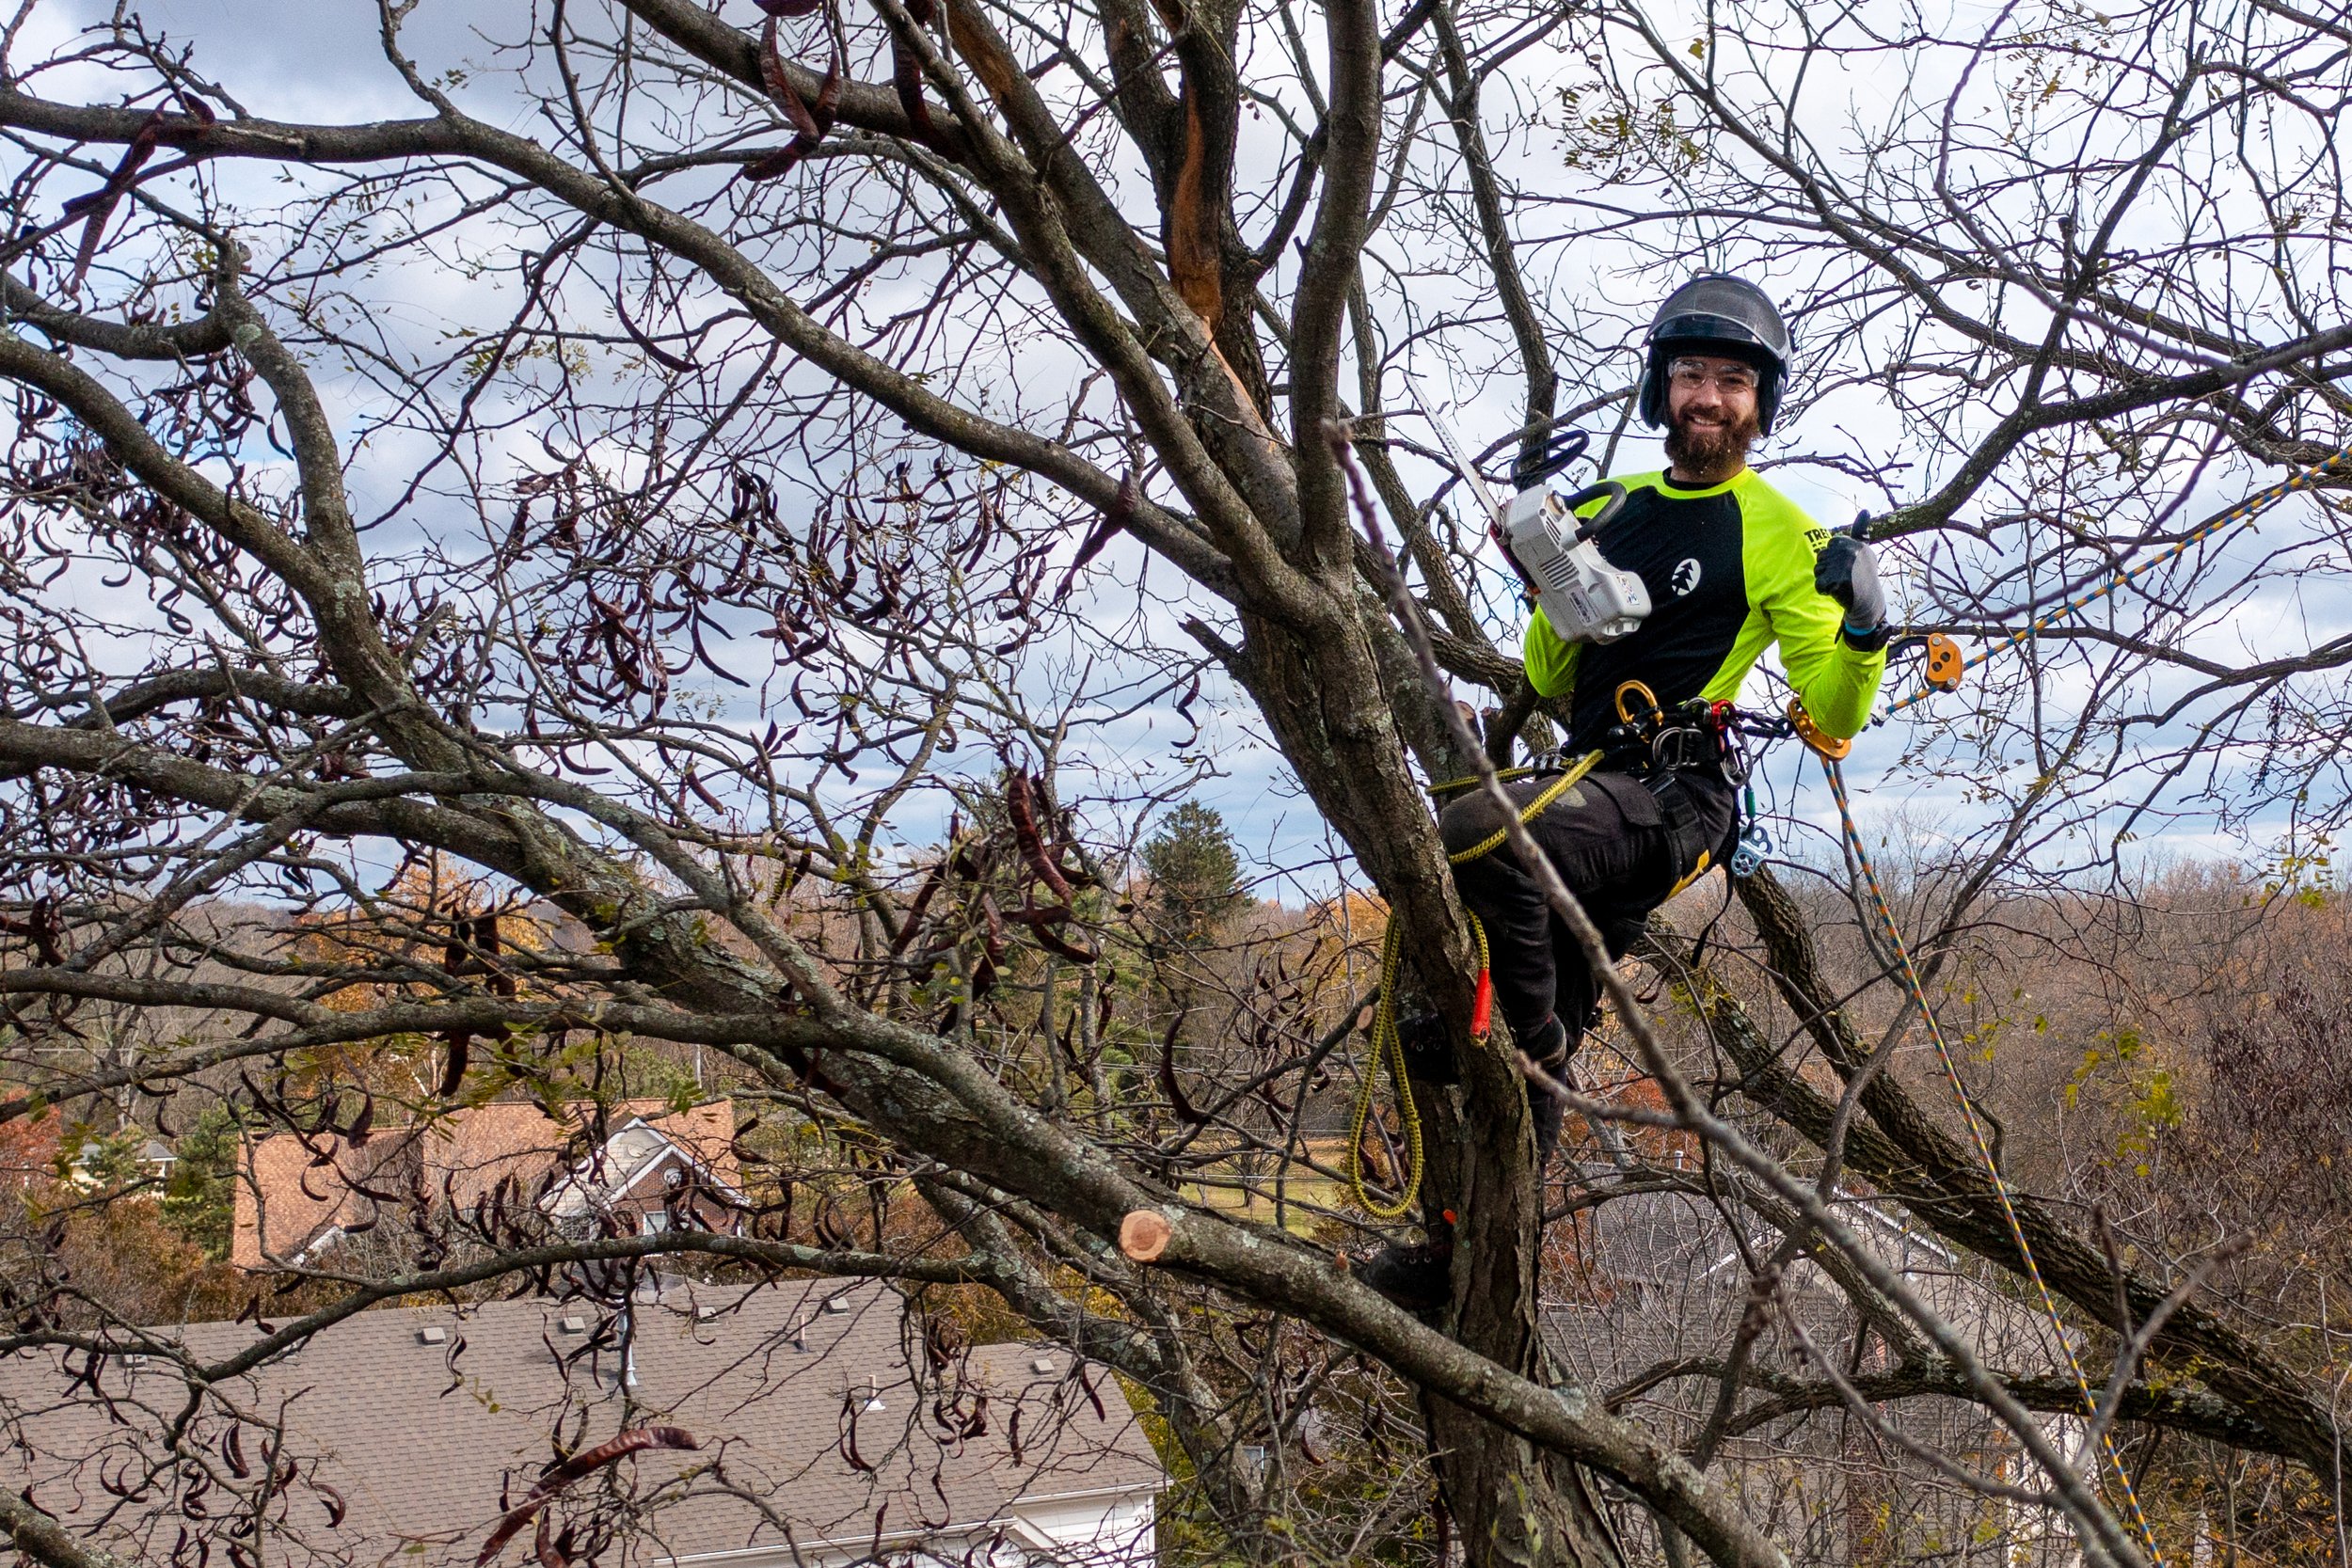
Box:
[159,1106,240,1260]
[1141,800,1248,942]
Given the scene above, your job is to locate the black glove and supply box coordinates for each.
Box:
[1815,534,1889,651]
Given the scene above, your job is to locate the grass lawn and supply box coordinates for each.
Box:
[1179,1139,1363,1234]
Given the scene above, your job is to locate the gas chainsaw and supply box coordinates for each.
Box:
[1427,413,1648,645]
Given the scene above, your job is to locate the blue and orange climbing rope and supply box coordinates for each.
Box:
[1792,439,2352,1564]
[1883,444,2352,719]
[1821,752,2165,1563]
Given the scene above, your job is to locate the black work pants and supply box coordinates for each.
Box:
[1437,768,1737,1054]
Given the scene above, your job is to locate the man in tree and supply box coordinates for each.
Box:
[1364,275,1892,1309]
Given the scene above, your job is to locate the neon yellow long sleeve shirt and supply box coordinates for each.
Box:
[1520,467,1886,748]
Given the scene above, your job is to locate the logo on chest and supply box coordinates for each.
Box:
[1670,558,1703,597]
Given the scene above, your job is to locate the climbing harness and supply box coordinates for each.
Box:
[1349,681,1751,1216]
[1347,750,1602,1218]
[1820,749,2165,1565]
[1344,430,2352,1472]
[1596,681,1757,894]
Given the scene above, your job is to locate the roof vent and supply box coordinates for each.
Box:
[862,1377,884,1414]
[695,1304,722,1322]
[821,1296,849,1315]
[1030,1356,1056,1375]
[789,1323,808,1352]
[123,1354,150,1370]
[417,1325,448,1346]
[558,1315,587,1336]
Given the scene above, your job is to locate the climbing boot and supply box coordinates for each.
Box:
[1357,1220,1454,1315]
[1523,1015,1574,1170]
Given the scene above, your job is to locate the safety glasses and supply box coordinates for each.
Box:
[1665,357,1759,392]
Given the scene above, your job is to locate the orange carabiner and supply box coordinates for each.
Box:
[1613,679,1662,729]
[1786,697,1852,761]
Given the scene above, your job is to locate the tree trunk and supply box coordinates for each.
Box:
[1235,605,1629,1568]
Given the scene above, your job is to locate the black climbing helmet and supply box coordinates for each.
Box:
[1638,273,1794,436]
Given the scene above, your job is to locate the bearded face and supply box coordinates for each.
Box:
[1664,403,1760,476]
[1661,354,1764,482]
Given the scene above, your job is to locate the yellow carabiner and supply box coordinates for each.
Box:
[1613,679,1662,729]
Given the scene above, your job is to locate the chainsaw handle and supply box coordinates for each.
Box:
[1557,481,1629,543]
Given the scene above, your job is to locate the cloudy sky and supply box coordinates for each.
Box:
[19,0,2346,898]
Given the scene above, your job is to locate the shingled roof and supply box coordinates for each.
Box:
[231,1100,739,1270]
[0,1279,1162,1568]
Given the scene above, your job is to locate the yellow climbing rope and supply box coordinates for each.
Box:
[1348,916,1439,1221]
[1424,764,1538,796]
[1821,753,2165,1567]
[1347,751,1603,1218]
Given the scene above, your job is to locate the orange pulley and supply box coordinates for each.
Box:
[1923,632,1964,692]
